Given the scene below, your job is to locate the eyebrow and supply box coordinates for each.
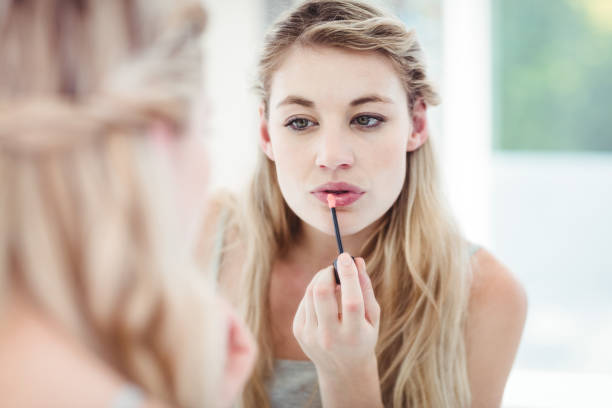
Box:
[276,96,314,108]
[275,94,393,109]
[350,95,393,106]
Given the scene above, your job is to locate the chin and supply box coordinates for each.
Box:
[334,221,370,236]
[307,217,338,236]
[288,199,377,237]
[309,210,372,237]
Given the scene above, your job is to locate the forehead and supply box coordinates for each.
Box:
[269,45,407,107]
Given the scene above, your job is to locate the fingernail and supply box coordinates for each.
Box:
[340,253,352,266]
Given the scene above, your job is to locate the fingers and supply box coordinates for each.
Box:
[355,257,380,328]
[295,257,379,340]
[304,281,317,329]
[312,266,339,330]
[336,252,365,330]
[293,296,305,337]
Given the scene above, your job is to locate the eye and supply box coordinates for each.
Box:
[285,117,317,131]
[352,114,384,128]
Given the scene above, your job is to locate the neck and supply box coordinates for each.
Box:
[285,219,378,276]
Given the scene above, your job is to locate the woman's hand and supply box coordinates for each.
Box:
[293,252,382,407]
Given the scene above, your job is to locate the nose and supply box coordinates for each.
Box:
[314,129,354,170]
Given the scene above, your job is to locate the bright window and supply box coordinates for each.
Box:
[492,0,612,151]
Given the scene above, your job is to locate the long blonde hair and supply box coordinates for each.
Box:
[0,1,225,407]
[234,1,472,406]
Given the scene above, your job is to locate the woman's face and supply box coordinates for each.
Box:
[261,45,427,236]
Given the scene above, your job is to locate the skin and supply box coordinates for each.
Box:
[262,45,417,240]
[209,287,257,408]
[212,44,526,408]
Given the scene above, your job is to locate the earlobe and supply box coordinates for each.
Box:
[406,130,429,152]
[261,139,274,160]
[406,135,415,151]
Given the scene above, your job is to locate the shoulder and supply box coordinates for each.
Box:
[468,248,527,317]
[465,248,527,407]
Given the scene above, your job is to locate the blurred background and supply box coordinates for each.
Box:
[202,0,612,406]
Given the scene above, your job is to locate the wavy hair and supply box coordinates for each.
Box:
[227,1,473,407]
[0,1,227,407]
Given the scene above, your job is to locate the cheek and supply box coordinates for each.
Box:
[365,136,407,205]
[372,136,406,181]
[271,136,310,195]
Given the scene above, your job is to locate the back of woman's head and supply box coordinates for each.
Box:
[1,0,193,95]
[0,1,229,407]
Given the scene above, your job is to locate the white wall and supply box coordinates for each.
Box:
[202,0,263,193]
[441,0,492,245]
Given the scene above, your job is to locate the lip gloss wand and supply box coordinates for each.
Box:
[327,194,344,284]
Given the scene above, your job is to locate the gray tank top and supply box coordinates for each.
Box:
[210,212,480,408]
[111,385,145,408]
[267,360,320,408]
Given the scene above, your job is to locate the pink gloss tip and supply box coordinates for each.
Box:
[327,193,336,209]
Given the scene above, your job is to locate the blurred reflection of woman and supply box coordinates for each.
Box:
[0,1,255,407]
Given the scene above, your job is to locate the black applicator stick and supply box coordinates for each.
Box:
[327,194,344,284]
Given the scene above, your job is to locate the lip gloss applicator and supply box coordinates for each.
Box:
[327,193,344,284]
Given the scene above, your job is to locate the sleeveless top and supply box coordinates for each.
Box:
[209,212,481,408]
[111,385,145,408]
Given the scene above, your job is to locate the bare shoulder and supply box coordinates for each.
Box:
[468,248,527,316]
[466,248,528,408]
[194,191,245,304]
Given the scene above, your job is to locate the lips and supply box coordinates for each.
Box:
[312,182,365,207]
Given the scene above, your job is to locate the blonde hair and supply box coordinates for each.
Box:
[0,1,226,407]
[235,0,472,406]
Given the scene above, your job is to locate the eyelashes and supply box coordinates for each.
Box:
[283,114,386,132]
[285,117,316,131]
[353,115,383,128]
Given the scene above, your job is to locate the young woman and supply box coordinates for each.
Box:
[199,0,526,407]
[0,1,255,407]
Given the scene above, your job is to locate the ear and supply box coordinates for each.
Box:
[406,98,429,152]
[258,103,275,161]
[149,119,176,149]
[217,297,257,408]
